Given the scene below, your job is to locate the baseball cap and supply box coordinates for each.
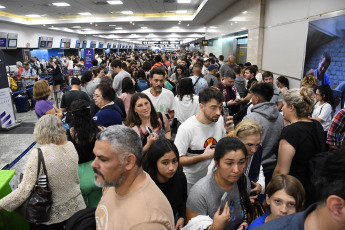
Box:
[208,64,217,71]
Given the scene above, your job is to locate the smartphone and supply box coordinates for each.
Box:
[165,113,171,120]
[146,126,153,135]
[223,107,229,123]
[219,192,228,214]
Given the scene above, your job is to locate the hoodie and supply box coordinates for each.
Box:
[244,101,284,170]
[234,76,246,98]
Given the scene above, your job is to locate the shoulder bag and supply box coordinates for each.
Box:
[17,148,52,223]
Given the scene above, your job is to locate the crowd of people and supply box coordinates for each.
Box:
[1,50,345,230]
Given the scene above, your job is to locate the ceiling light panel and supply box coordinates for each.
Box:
[78,12,91,15]
[107,1,123,4]
[52,2,70,6]
[0,5,6,8]
[122,11,133,14]
[25,14,41,17]
[176,10,187,13]
[177,0,191,3]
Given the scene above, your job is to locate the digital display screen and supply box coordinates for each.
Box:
[8,39,17,47]
[61,42,66,48]
[0,38,6,47]
[82,41,86,49]
[47,41,52,48]
[66,42,70,48]
[91,43,96,48]
[76,42,80,48]
[40,40,46,48]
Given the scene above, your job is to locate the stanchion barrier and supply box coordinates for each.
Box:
[1,142,37,170]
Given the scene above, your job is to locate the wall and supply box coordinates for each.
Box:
[205,0,264,66]
[262,0,345,88]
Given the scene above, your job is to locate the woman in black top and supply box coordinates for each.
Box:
[67,99,102,207]
[273,87,326,206]
[143,139,187,230]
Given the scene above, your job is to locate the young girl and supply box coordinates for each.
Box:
[247,174,305,229]
[143,139,187,230]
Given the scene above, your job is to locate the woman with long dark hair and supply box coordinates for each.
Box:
[143,139,187,230]
[136,69,149,92]
[169,65,184,84]
[311,84,335,132]
[174,77,200,124]
[50,60,64,99]
[67,99,102,207]
[127,93,171,153]
[186,137,253,230]
[120,77,136,115]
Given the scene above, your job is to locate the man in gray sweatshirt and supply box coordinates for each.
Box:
[243,83,284,187]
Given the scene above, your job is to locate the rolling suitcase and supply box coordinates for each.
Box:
[14,94,30,112]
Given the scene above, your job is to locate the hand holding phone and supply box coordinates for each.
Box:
[219,192,228,215]
[146,126,153,135]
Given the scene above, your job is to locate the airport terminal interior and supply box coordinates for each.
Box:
[0,0,345,229]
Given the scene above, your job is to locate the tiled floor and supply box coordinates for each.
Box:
[0,109,39,189]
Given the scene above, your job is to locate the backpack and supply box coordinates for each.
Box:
[136,79,149,92]
[10,77,17,91]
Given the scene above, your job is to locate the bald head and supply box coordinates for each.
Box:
[228,55,235,66]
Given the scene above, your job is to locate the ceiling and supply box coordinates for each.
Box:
[0,0,239,44]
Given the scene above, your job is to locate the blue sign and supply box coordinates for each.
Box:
[0,50,15,128]
[84,48,94,70]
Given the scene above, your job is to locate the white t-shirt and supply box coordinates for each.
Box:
[142,88,175,114]
[312,101,333,131]
[67,60,74,70]
[174,95,200,123]
[174,115,226,185]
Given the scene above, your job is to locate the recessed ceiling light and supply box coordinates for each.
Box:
[241,27,246,30]
[109,25,116,26]
[115,27,122,29]
[179,21,181,22]
[83,28,92,30]
[72,26,81,28]
[177,0,191,3]
[173,26,179,29]
[78,12,91,15]
[95,24,98,26]
[221,34,225,35]
[210,26,217,29]
[121,11,133,14]
[107,1,123,4]
[26,14,41,17]
[130,21,132,23]
[132,23,135,25]
[43,24,46,26]
[242,11,247,14]
[131,34,136,36]
[141,27,147,29]
[187,24,190,26]
[176,10,187,13]
[52,2,70,6]
[0,5,6,8]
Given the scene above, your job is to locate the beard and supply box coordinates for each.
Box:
[94,168,125,188]
[204,112,219,123]
[153,86,162,93]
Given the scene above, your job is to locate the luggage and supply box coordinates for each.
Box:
[14,94,30,112]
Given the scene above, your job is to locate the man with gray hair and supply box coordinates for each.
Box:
[92,125,174,230]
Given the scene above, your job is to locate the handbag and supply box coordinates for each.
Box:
[17,148,52,223]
